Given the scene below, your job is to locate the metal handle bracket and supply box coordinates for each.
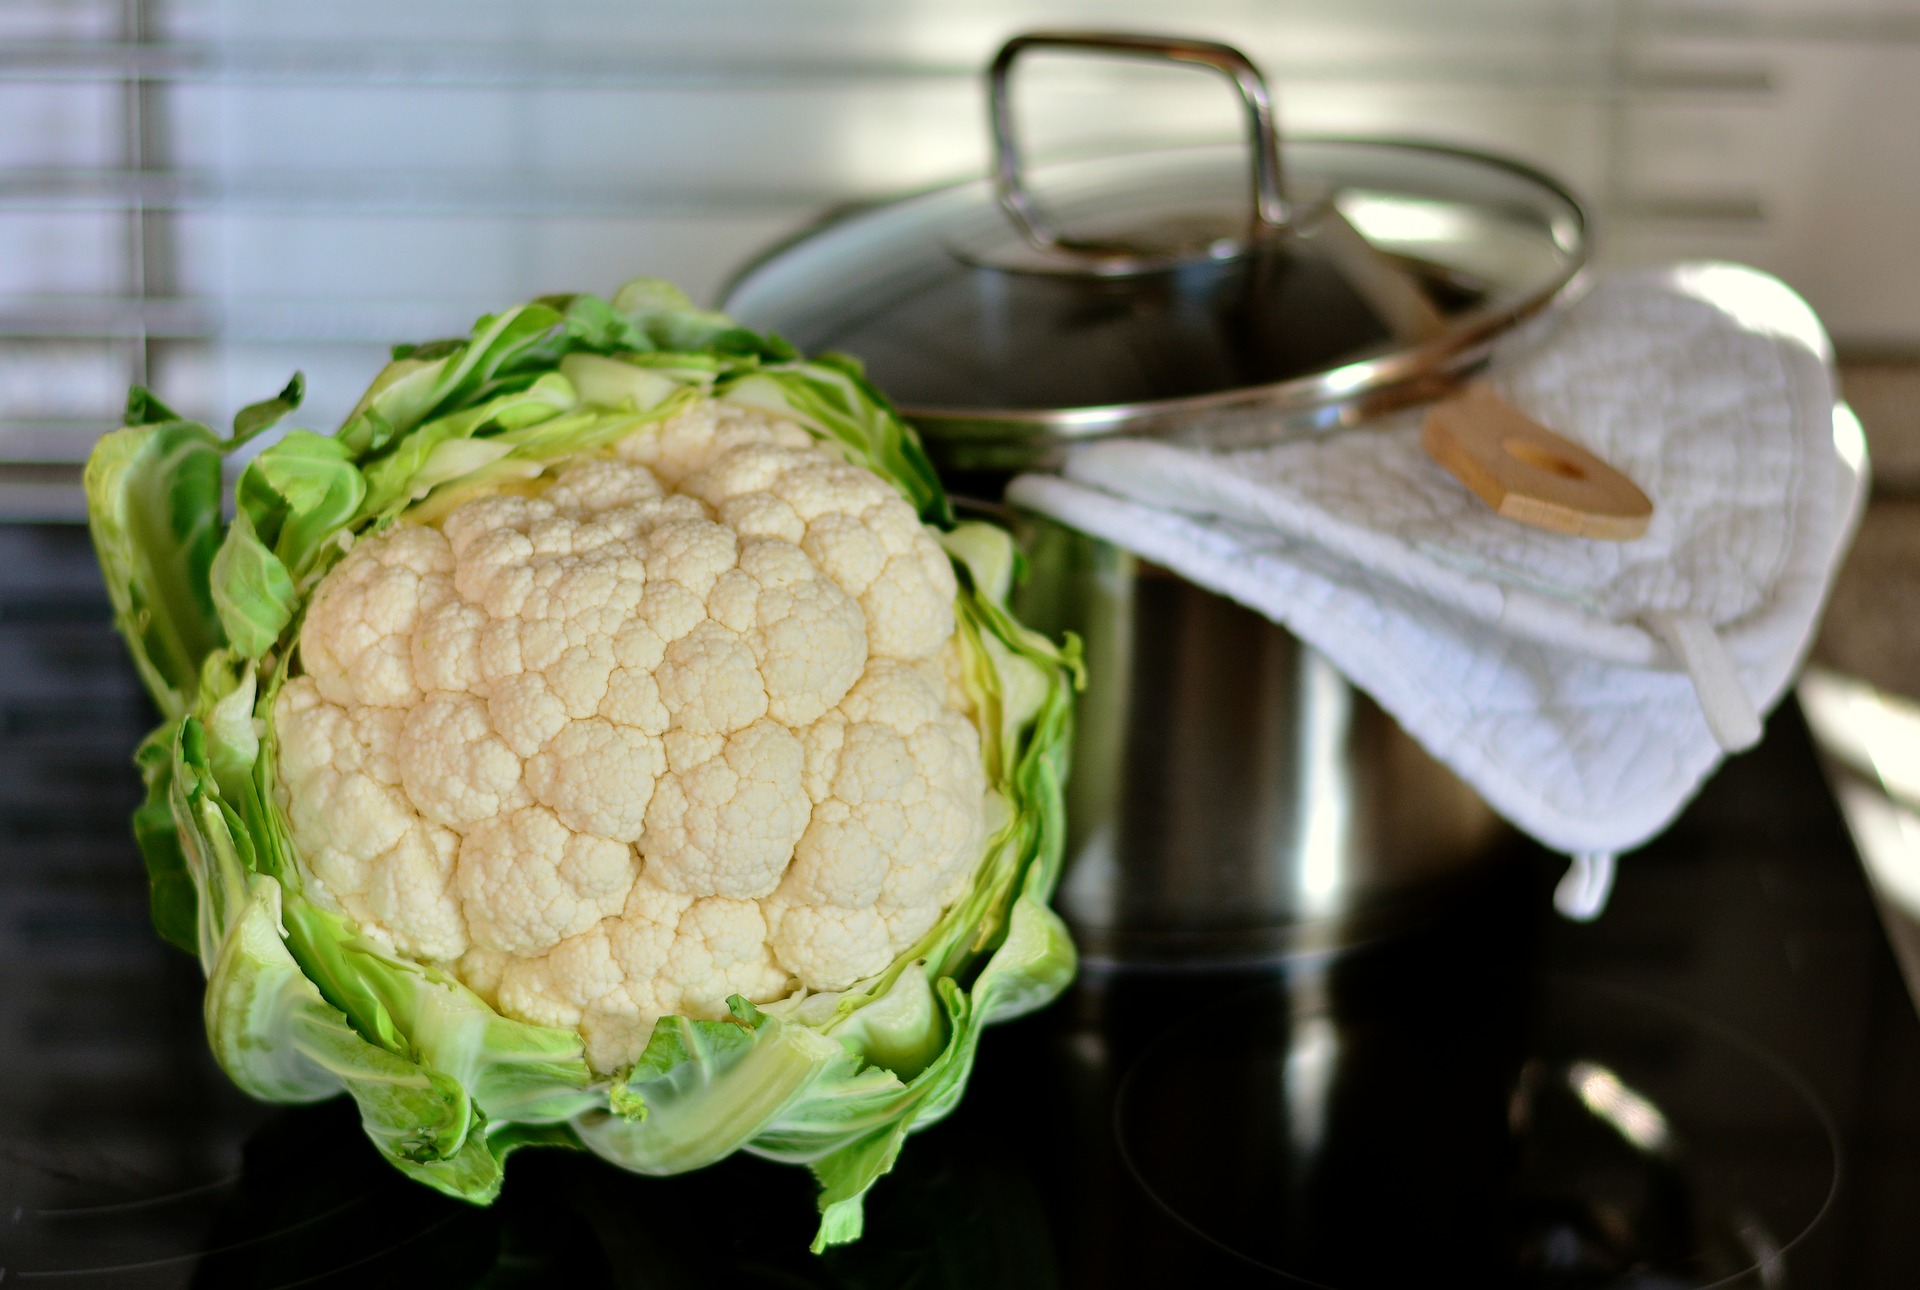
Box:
[988,30,1289,271]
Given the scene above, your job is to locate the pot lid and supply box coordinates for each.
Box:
[722,32,1590,469]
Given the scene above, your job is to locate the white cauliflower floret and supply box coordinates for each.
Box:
[525,718,664,842]
[641,719,809,898]
[300,525,455,708]
[274,401,989,1072]
[457,805,637,954]
[496,921,626,1030]
[656,620,768,735]
[575,879,790,1072]
[764,903,893,1000]
[399,691,527,830]
[769,662,985,989]
[361,822,467,965]
[274,676,469,962]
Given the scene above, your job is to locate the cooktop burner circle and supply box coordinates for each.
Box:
[0,1100,499,1286]
[1114,975,1841,1288]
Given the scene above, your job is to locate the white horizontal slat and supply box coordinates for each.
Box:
[0,0,120,44]
[34,210,809,319]
[0,82,122,170]
[0,213,125,294]
[0,474,86,522]
[177,211,797,309]
[146,0,1617,55]
[0,340,132,420]
[0,421,127,463]
[1643,1,1920,43]
[0,168,834,215]
[0,42,968,87]
[0,37,1633,92]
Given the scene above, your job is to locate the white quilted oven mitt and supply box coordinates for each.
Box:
[1008,264,1867,876]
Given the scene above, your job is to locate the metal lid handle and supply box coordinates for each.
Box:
[988,30,1289,265]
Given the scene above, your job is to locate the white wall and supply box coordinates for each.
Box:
[1,0,1916,516]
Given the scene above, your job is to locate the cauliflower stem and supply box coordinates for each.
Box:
[85,281,1078,1250]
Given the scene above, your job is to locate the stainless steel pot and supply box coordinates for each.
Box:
[1004,509,1510,967]
[724,31,1588,966]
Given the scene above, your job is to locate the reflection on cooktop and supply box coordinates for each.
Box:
[3,1085,1055,1288]
[1116,977,1836,1287]
[7,1103,491,1285]
[4,521,1920,1288]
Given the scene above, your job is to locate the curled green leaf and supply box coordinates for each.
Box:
[231,371,306,446]
[209,508,297,661]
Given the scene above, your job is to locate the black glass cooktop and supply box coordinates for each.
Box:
[4,521,1919,1289]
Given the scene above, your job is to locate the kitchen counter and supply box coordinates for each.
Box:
[1818,360,1920,701]
[3,518,1919,1286]
[1815,500,1920,705]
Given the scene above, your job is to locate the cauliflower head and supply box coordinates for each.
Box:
[85,281,1078,1250]
[275,400,989,1072]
